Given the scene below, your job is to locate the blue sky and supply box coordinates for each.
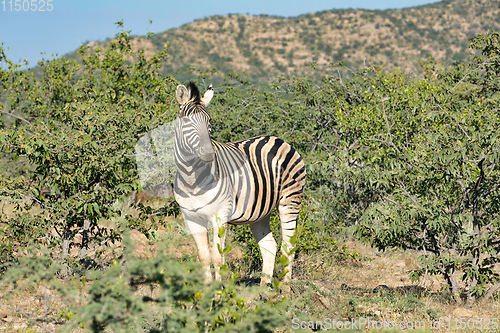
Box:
[0,0,441,67]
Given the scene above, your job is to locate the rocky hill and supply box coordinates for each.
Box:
[81,0,499,81]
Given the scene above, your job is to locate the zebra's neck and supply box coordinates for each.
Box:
[174,138,249,195]
[174,142,219,191]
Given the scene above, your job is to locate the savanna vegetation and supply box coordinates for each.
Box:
[0,20,499,332]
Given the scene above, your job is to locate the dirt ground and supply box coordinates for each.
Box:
[1,224,499,332]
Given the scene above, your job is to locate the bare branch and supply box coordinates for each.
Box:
[371,188,402,207]
[365,138,401,153]
[436,104,471,140]
[484,282,500,301]
[397,182,420,206]
[0,108,32,124]
[452,56,500,90]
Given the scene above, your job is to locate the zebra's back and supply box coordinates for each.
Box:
[213,135,306,225]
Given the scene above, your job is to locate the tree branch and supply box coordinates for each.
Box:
[0,108,32,125]
[436,104,471,140]
[397,182,420,206]
[77,237,111,260]
[484,282,500,301]
[372,188,402,207]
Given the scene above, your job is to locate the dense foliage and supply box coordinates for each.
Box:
[1,22,499,331]
[1,23,178,274]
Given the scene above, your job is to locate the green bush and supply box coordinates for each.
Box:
[0,234,288,332]
[0,22,178,275]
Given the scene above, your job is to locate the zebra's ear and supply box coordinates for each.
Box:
[176,85,189,105]
[200,84,214,106]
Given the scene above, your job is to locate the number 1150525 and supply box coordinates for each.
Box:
[2,0,53,12]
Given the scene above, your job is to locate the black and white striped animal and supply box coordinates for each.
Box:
[174,82,306,285]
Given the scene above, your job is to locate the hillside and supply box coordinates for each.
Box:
[74,0,500,82]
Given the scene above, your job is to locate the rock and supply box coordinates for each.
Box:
[374,284,390,292]
[395,261,405,268]
[1,314,12,322]
[38,285,52,296]
[453,307,475,318]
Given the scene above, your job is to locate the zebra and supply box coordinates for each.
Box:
[174,82,306,285]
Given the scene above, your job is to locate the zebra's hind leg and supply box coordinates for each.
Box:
[278,199,302,282]
[185,220,212,283]
[249,216,277,286]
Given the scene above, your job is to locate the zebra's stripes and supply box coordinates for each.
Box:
[173,82,306,284]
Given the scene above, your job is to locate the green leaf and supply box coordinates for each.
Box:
[279,255,289,267]
[219,264,228,277]
[92,203,100,216]
[272,277,282,289]
[222,244,232,255]
[218,226,226,238]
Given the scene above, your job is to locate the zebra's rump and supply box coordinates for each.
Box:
[213,135,306,224]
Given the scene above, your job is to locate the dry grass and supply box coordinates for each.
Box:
[1,214,500,332]
[280,240,500,332]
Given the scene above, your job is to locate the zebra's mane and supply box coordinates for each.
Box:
[187,82,201,104]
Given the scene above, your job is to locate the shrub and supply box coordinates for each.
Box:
[0,23,178,275]
[0,234,288,332]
